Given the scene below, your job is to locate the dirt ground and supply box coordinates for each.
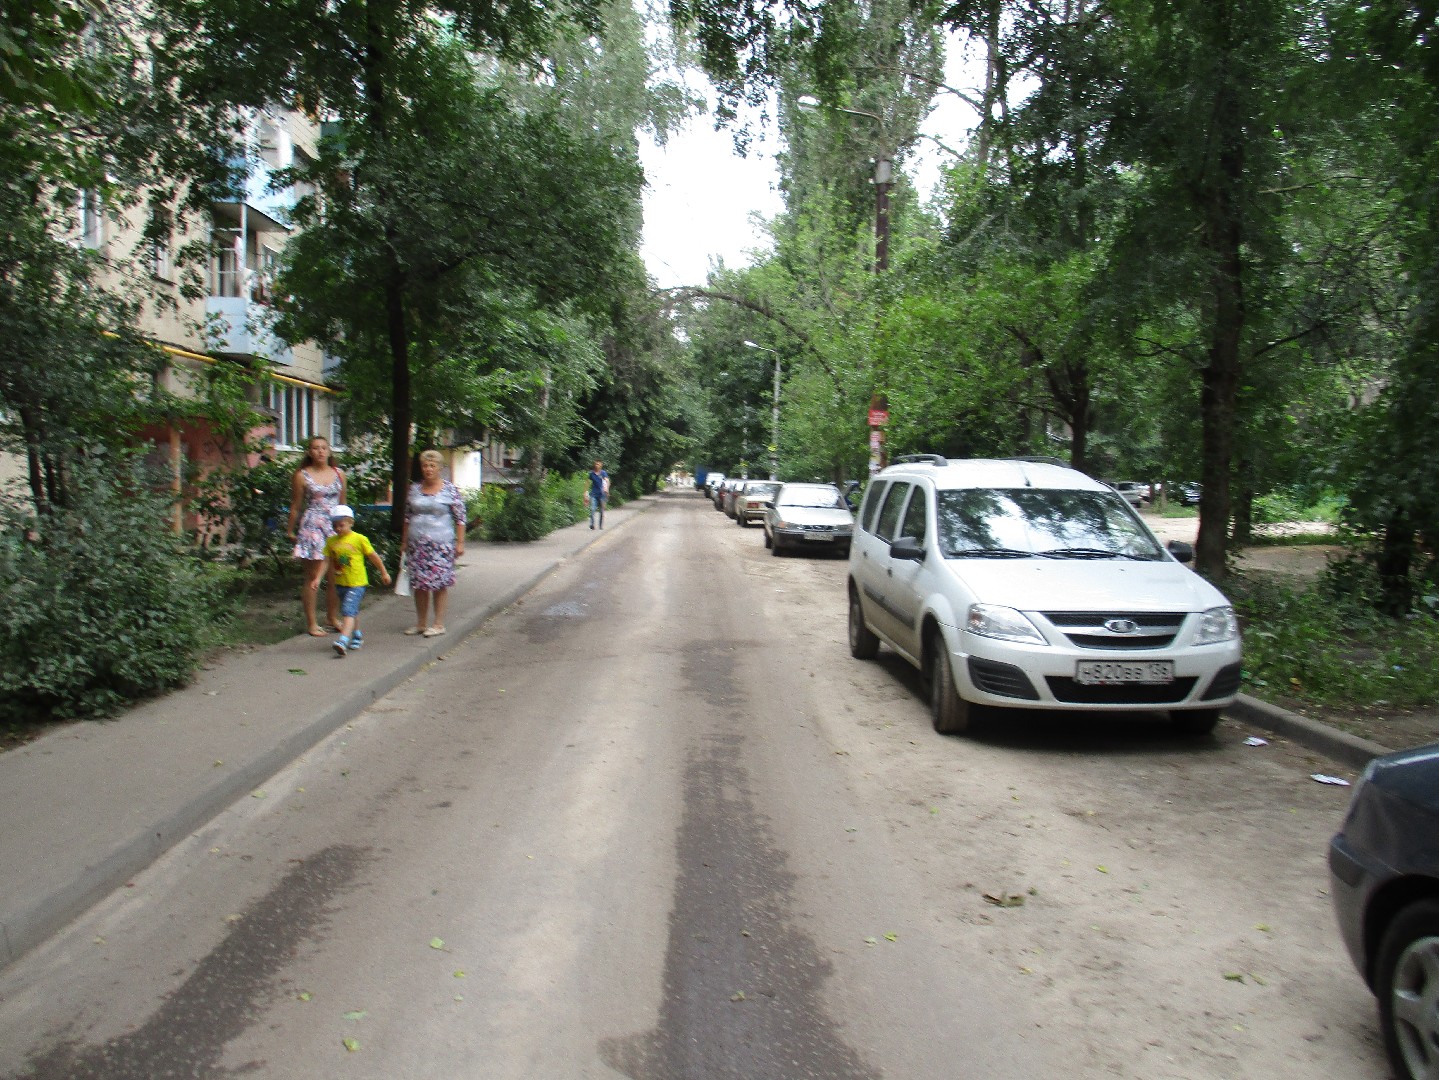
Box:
[1145,514,1439,753]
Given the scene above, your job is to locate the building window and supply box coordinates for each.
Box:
[79,189,103,249]
[150,238,173,281]
[268,383,321,449]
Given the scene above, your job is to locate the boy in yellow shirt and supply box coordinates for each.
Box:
[319,505,391,656]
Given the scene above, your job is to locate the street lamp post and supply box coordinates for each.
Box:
[743,340,780,480]
[796,96,893,472]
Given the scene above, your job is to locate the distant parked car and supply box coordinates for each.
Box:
[717,476,744,512]
[1109,481,1149,508]
[764,482,854,556]
[1179,482,1202,506]
[703,473,726,499]
[735,480,782,526]
[1329,741,1439,1080]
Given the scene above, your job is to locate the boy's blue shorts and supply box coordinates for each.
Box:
[336,585,366,618]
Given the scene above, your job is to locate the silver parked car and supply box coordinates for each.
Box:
[735,480,782,526]
[847,456,1241,736]
[763,482,855,556]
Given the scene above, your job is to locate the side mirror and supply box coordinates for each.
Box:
[1168,540,1194,564]
[891,535,925,562]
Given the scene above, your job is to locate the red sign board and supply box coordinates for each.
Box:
[868,409,889,427]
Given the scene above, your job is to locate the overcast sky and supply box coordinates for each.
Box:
[638,35,982,290]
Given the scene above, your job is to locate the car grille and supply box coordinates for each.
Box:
[1202,663,1243,700]
[1045,676,1199,705]
[799,523,842,533]
[1041,611,1184,650]
[967,658,1040,700]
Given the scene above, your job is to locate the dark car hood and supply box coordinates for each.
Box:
[1369,741,1439,810]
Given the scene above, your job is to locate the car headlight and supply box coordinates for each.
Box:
[1194,606,1239,644]
[967,604,1047,645]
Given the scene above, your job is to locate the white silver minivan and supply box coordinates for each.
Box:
[847,456,1241,735]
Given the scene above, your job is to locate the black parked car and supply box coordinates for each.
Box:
[1328,741,1439,1080]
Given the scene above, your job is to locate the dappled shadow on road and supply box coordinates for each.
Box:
[8,845,370,1080]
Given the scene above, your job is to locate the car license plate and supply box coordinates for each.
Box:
[806,532,833,541]
[1075,660,1174,685]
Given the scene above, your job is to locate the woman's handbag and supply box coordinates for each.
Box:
[394,554,412,597]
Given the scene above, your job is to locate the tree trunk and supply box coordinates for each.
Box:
[1378,510,1415,616]
[386,274,411,537]
[1195,77,1246,581]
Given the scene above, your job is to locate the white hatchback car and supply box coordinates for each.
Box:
[847,456,1241,735]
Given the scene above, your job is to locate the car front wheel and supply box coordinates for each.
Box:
[929,642,973,735]
[1375,899,1439,1080]
[848,589,879,659]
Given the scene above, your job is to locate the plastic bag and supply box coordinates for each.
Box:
[394,555,411,597]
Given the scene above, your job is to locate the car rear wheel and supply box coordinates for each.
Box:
[848,589,879,659]
[929,642,973,735]
[1170,708,1221,736]
[1375,899,1439,1080]
[771,536,785,556]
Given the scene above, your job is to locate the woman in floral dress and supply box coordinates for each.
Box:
[400,450,467,637]
[287,435,347,636]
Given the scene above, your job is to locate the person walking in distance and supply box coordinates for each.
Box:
[321,505,390,656]
[400,449,467,638]
[587,460,610,529]
[287,435,346,636]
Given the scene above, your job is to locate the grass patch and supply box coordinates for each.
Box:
[1229,572,1439,709]
[209,562,306,649]
[1245,530,1337,547]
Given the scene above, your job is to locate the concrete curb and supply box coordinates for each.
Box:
[0,497,657,973]
[1227,693,1392,770]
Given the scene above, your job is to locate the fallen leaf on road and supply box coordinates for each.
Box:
[1223,973,1245,983]
[297,991,312,1001]
[864,937,879,946]
[344,1010,367,1021]
[342,1038,359,1052]
[454,970,466,978]
[884,932,898,941]
[288,668,306,675]
[731,991,746,1002]
[983,893,1026,908]
[429,937,445,950]
[1096,865,1109,874]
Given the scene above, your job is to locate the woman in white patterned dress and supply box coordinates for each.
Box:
[287,435,347,636]
[399,450,466,637]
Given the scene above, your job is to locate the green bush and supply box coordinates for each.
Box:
[190,451,298,570]
[0,462,226,722]
[1229,566,1439,708]
[472,471,594,541]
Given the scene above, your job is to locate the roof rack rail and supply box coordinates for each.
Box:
[891,454,949,467]
[1008,455,1071,468]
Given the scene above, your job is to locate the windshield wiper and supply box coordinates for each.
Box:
[1037,547,1124,560]
[949,548,1040,559]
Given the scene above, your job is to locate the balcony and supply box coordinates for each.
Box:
[205,294,293,366]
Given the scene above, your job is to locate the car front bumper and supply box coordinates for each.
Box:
[948,631,1243,712]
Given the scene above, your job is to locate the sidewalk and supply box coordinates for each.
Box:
[0,496,657,972]
[0,492,1389,974]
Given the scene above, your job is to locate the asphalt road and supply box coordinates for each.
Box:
[0,493,1388,1079]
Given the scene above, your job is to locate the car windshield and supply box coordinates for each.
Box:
[936,489,1165,560]
[779,486,845,509]
[746,483,781,498]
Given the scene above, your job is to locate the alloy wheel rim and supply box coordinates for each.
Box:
[1392,933,1439,1078]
